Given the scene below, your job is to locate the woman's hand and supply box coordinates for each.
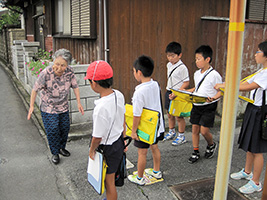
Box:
[78,103,84,115]
[27,105,34,120]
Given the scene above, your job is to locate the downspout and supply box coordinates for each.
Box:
[98,0,103,60]
[103,0,108,62]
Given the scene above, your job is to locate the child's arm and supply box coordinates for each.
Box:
[186,87,195,93]
[239,81,260,92]
[123,116,126,137]
[179,81,190,90]
[89,137,102,160]
[207,90,222,102]
[215,81,260,92]
[131,116,141,140]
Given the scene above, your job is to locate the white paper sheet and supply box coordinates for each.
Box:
[87,152,101,182]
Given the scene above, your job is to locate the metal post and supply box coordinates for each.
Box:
[213,0,247,199]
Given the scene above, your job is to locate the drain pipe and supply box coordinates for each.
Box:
[103,0,109,62]
[213,0,246,199]
[98,0,103,60]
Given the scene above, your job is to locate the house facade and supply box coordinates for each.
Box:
[3,0,267,115]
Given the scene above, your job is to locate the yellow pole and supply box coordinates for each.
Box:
[213,1,247,200]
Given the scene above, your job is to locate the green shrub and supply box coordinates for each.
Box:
[26,49,53,77]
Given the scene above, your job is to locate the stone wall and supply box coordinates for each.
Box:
[11,40,27,79]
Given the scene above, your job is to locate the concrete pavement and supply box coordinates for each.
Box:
[0,62,266,200]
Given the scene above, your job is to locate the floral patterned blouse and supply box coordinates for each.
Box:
[33,65,78,114]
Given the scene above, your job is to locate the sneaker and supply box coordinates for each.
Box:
[204,142,217,159]
[230,168,253,180]
[172,135,187,146]
[144,168,162,179]
[188,152,200,164]
[163,130,176,141]
[127,174,145,186]
[239,180,262,194]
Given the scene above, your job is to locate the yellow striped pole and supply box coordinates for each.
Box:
[213,1,247,199]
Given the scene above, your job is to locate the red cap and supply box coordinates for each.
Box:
[84,60,113,81]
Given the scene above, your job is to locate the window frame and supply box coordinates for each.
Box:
[53,0,96,39]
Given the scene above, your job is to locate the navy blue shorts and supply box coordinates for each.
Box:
[134,132,164,149]
[164,90,172,111]
[98,135,124,174]
[189,102,217,128]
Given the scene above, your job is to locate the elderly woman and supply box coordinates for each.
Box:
[27,49,84,164]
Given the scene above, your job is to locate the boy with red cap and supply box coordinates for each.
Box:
[84,60,126,200]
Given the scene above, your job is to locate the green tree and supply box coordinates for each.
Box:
[0,6,21,31]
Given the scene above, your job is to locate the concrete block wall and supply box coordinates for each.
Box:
[21,42,40,94]
[11,40,27,79]
[69,64,99,124]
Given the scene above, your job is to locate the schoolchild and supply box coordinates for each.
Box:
[215,41,267,194]
[85,60,125,200]
[127,55,165,185]
[163,41,190,145]
[187,45,222,164]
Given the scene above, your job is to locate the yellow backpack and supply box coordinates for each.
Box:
[168,99,192,117]
[125,104,160,145]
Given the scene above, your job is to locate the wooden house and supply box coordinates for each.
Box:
[2,0,267,106]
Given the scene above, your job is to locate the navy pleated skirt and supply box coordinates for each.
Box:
[238,103,267,153]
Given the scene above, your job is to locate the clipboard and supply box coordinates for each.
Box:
[219,88,254,104]
[171,89,208,103]
[125,104,160,145]
[87,152,107,195]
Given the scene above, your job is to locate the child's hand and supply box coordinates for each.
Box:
[89,149,96,160]
[214,83,225,90]
[131,131,139,141]
[124,140,128,152]
[206,97,215,102]
[169,93,176,100]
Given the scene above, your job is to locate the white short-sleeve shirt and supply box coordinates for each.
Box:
[193,67,222,106]
[132,79,165,136]
[166,60,189,90]
[92,90,125,145]
[247,69,267,106]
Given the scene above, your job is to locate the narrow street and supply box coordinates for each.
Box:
[0,65,73,200]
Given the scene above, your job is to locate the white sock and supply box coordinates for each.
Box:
[170,128,175,133]
[178,132,184,137]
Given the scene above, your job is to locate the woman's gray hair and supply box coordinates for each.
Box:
[53,49,72,65]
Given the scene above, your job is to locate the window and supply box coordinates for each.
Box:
[54,0,96,38]
[247,0,267,21]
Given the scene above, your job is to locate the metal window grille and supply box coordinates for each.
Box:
[247,0,267,21]
[71,0,96,37]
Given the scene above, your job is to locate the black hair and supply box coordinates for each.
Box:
[89,77,113,88]
[258,41,267,57]
[165,42,182,55]
[133,55,154,77]
[195,45,213,63]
